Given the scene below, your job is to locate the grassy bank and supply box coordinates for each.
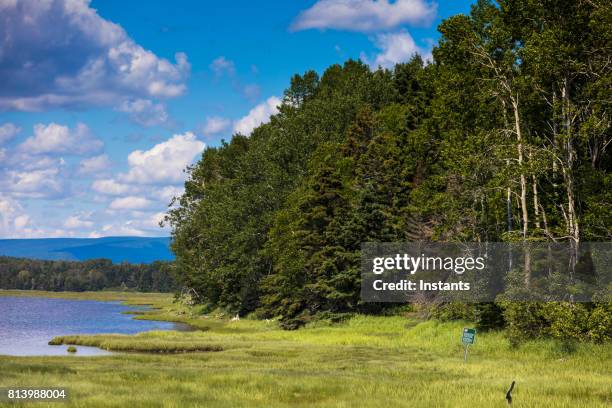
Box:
[0,289,171,305]
[1,290,610,407]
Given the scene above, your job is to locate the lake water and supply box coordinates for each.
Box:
[0,296,184,356]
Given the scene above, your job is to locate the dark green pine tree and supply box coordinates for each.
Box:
[260,143,359,327]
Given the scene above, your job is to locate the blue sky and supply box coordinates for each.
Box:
[0,0,472,238]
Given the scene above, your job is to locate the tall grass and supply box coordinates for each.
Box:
[1,290,610,407]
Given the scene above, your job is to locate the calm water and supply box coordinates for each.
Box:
[0,296,182,356]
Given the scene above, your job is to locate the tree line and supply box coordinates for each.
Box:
[0,257,177,292]
[166,0,611,341]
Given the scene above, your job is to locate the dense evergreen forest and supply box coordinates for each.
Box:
[0,257,176,292]
[166,1,611,341]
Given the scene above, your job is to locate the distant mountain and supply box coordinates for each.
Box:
[0,236,174,264]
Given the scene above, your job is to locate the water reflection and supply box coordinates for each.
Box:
[0,296,182,356]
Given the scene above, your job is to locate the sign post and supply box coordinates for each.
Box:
[461,328,476,362]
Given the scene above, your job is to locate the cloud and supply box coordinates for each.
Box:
[109,196,154,210]
[18,122,103,156]
[91,179,131,195]
[202,116,231,136]
[4,155,61,172]
[64,214,94,229]
[0,127,73,199]
[210,56,236,78]
[85,208,171,238]
[291,0,437,32]
[89,222,148,238]
[0,197,63,238]
[0,122,21,144]
[156,185,184,203]
[0,121,107,206]
[88,210,170,237]
[129,211,167,230]
[361,31,431,69]
[0,0,190,111]
[0,197,30,237]
[83,132,204,236]
[117,99,170,127]
[1,166,69,199]
[78,154,111,177]
[233,96,281,135]
[242,84,261,101]
[14,214,30,230]
[119,132,205,184]
[0,124,201,237]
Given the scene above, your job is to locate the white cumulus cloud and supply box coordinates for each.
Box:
[156,185,184,203]
[117,98,170,127]
[203,116,231,136]
[78,154,111,177]
[233,97,281,136]
[0,197,29,237]
[129,211,167,230]
[0,0,190,111]
[18,123,103,156]
[64,215,94,229]
[361,31,432,69]
[119,132,205,184]
[291,0,437,32]
[0,130,74,200]
[1,167,69,199]
[109,196,154,210]
[84,132,204,236]
[0,197,58,238]
[89,223,147,238]
[0,122,21,144]
[91,179,131,196]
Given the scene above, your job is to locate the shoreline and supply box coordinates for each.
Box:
[1,290,610,406]
[0,290,198,354]
[0,289,173,303]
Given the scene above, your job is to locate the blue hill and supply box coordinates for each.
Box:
[0,237,174,264]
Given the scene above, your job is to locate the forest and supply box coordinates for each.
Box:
[166,0,611,342]
[0,257,177,292]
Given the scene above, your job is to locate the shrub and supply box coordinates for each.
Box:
[543,303,590,341]
[429,302,475,321]
[501,301,612,346]
[500,302,549,347]
[587,303,612,342]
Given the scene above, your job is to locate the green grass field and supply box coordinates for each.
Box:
[0,290,610,407]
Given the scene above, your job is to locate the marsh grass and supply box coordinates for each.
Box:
[1,290,610,407]
[49,333,224,353]
[0,289,170,304]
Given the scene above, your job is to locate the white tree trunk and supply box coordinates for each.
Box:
[512,97,529,239]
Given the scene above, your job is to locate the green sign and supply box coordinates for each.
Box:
[462,328,476,345]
